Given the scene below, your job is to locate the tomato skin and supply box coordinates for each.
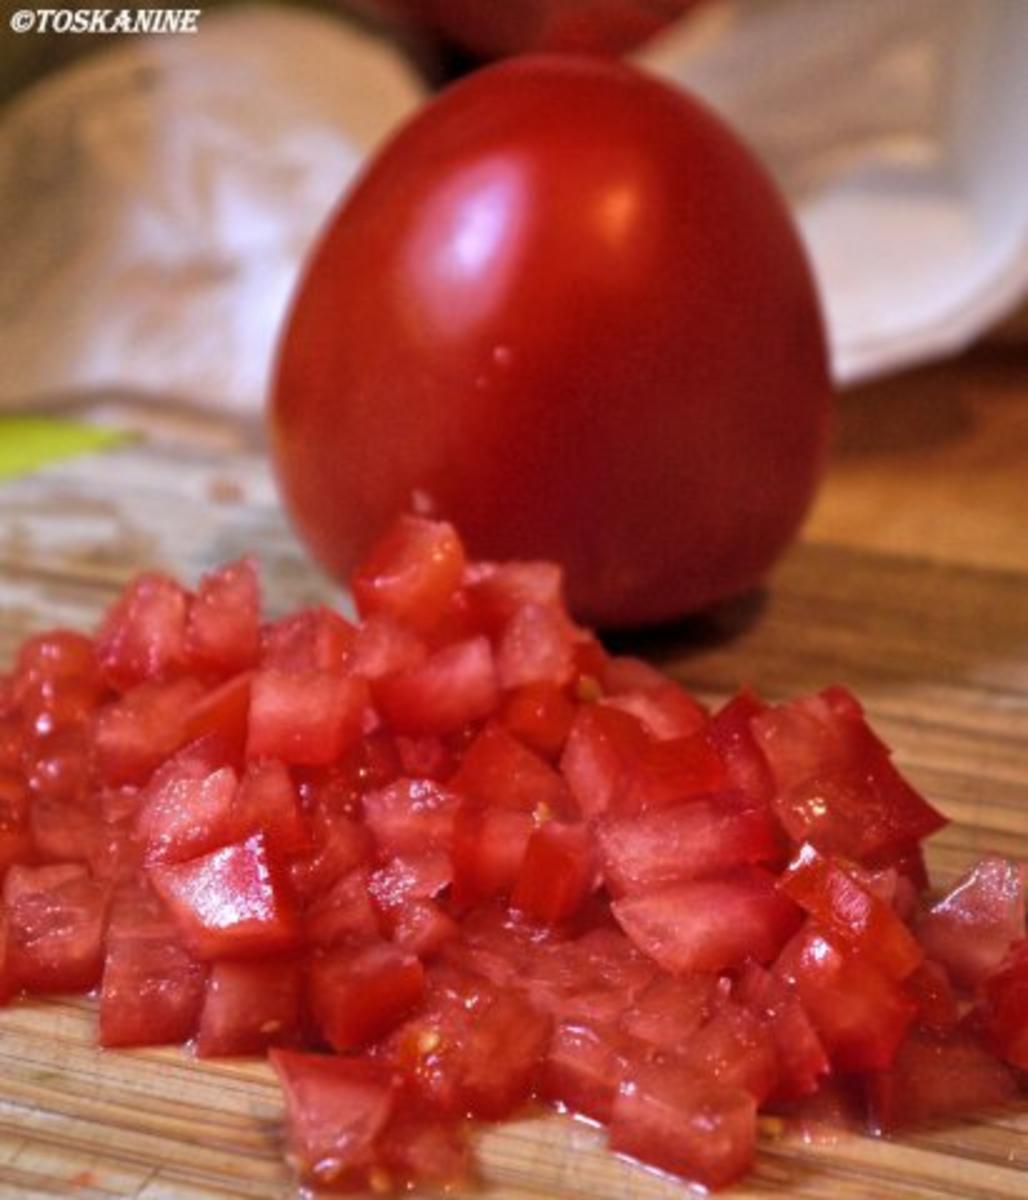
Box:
[271,55,830,628]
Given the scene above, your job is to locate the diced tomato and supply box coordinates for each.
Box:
[135,742,239,865]
[688,1001,779,1103]
[706,688,774,804]
[23,725,91,805]
[0,771,32,875]
[246,669,368,766]
[602,682,708,742]
[511,822,594,925]
[779,844,923,981]
[270,1049,398,1191]
[29,793,103,869]
[309,943,425,1051]
[289,812,373,904]
[367,854,452,912]
[179,671,252,759]
[15,630,98,699]
[5,863,109,992]
[148,833,300,960]
[614,730,728,816]
[559,704,650,821]
[373,637,499,736]
[982,941,1028,1069]
[385,965,550,1119]
[96,573,191,691]
[186,558,261,678]
[233,760,310,858]
[904,959,960,1032]
[305,868,381,949]
[915,855,1025,988]
[261,606,357,672]
[866,1027,1018,1132]
[463,561,565,635]
[196,956,302,1056]
[868,841,930,895]
[376,1104,471,1191]
[496,603,575,690]
[753,691,947,860]
[499,682,576,760]
[598,792,781,896]
[612,868,801,975]
[362,778,460,858]
[450,722,572,817]
[450,804,534,908]
[353,516,466,635]
[0,718,22,773]
[350,614,428,681]
[393,734,456,780]
[99,885,206,1047]
[93,678,205,786]
[734,962,829,1100]
[620,974,719,1051]
[539,1020,628,1124]
[775,925,915,1072]
[610,1060,757,1190]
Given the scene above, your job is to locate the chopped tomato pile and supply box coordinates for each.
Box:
[0,516,1024,1192]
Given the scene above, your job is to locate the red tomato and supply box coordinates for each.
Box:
[271,56,830,628]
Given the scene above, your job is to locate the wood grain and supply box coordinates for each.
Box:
[1,347,1026,1198]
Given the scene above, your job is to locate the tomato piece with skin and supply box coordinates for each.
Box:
[246,669,368,766]
[612,868,802,975]
[620,973,720,1051]
[779,844,923,981]
[600,685,706,742]
[289,812,373,904]
[511,822,594,925]
[96,573,191,691]
[539,1020,629,1124]
[350,614,428,681]
[233,760,310,858]
[610,1060,757,1191]
[99,884,206,1048]
[196,956,302,1057]
[866,1026,1019,1133]
[270,1049,399,1192]
[309,942,425,1051]
[462,561,566,636]
[179,671,252,760]
[982,940,1028,1069]
[499,682,575,760]
[450,722,572,817]
[613,730,729,816]
[270,57,830,629]
[262,606,357,673]
[305,868,381,949]
[352,516,466,636]
[706,688,774,805]
[186,558,261,679]
[597,791,782,896]
[373,637,499,736]
[495,602,575,690]
[904,959,960,1033]
[5,863,110,992]
[687,1001,780,1104]
[775,924,916,1073]
[915,855,1025,989]
[148,832,300,960]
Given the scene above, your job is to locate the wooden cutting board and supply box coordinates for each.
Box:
[1,348,1026,1199]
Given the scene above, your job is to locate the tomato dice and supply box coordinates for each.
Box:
[1,522,1024,1196]
[197,957,302,1056]
[598,792,781,896]
[373,637,499,735]
[610,1060,757,1190]
[309,943,425,1051]
[612,868,801,975]
[99,886,206,1047]
[915,855,1025,988]
[148,833,299,960]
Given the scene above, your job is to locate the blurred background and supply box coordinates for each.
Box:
[2,0,1027,438]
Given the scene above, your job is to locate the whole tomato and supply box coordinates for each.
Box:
[271,56,831,628]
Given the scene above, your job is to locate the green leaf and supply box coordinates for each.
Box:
[0,417,130,481]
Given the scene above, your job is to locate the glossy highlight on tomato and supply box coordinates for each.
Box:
[0,515,1023,1195]
[271,55,831,628]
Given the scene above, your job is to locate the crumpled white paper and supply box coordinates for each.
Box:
[1,0,1026,416]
